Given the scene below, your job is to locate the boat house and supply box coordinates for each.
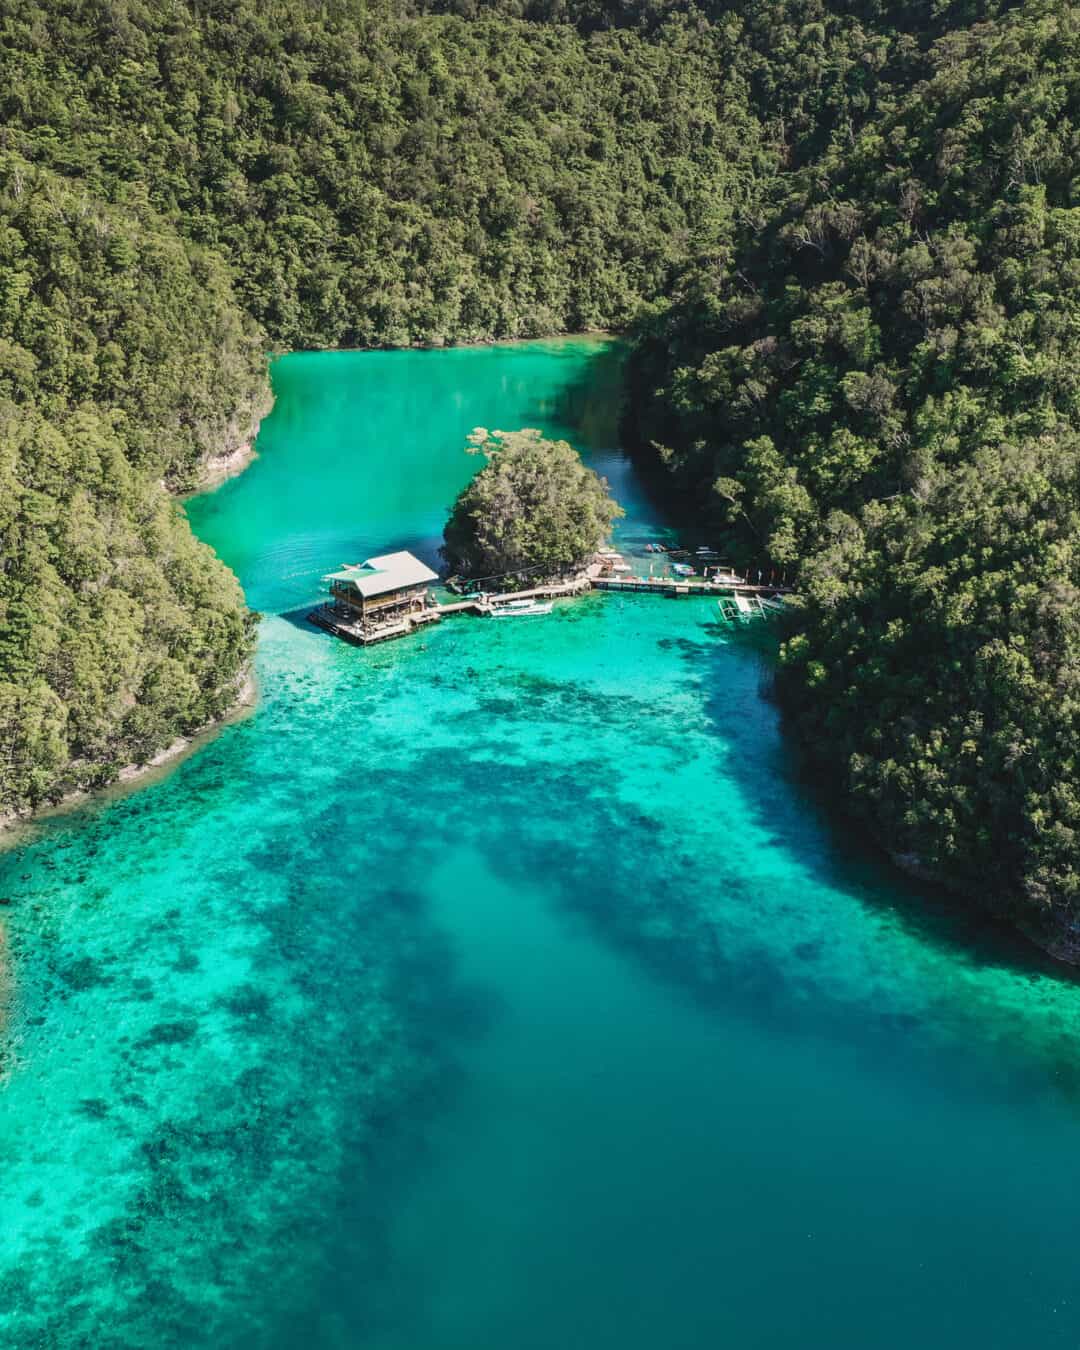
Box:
[318,551,439,642]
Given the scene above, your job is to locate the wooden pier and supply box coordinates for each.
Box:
[308,604,442,645]
[591,575,793,599]
[484,576,592,607]
[432,573,592,617]
[308,551,793,646]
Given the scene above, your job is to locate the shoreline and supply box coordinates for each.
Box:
[188,379,277,493]
[194,440,259,491]
[404,328,617,351]
[277,328,617,357]
[889,845,1080,971]
[0,670,258,850]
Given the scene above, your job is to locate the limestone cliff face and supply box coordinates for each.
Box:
[189,379,275,492]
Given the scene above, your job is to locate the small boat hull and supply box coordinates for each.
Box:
[491,601,554,617]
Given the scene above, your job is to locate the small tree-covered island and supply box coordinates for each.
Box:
[444,429,623,580]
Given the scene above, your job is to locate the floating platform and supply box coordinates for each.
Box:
[308,604,441,645]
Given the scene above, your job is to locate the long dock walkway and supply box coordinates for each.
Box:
[592,575,793,599]
[309,557,793,646]
[433,573,592,616]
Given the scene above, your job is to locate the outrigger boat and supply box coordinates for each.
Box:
[718,594,763,622]
[491,599,554,617]
[717,592,788,622]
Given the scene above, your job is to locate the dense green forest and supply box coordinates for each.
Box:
[3,0,1080,954]
[0,148,265,814]
[0,0,762,346]
[630,3,1080,952]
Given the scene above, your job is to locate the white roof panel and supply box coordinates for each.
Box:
[325,550,438,597]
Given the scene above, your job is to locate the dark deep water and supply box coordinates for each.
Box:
[3,340,1080,1347]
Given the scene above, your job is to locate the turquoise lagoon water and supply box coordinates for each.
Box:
[4,339,1080,1346]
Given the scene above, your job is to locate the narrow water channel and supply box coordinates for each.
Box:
[3,341,1080,1347]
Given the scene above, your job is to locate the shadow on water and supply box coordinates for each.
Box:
[546,339,627,446]
[686,621,1080,986]
[278,604,326,633]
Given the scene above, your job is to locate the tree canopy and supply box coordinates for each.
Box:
[444,428,622,578]
[627,1,1080,952]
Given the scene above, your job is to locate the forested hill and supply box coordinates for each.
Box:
[3,0,1080,958]
[630,3,1080,956]
[0,0,763,346]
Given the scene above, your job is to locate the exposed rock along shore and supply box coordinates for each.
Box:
[195,439,259,490]
[189,380,276,492]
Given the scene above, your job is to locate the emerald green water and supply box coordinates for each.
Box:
[5,339,1080,1346]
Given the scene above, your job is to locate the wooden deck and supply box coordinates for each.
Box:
[434,598,485,616]
[308,604,440,645]
[432,574,592,616]
[486,576,592,607]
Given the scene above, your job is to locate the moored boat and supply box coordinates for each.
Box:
[718,594,769,622]
[491,600,554,617]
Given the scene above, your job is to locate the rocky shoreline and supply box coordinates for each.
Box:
[889,846,1080,970]
[194,440,259,490]
[190,379,275,492]
[0,670,258,847]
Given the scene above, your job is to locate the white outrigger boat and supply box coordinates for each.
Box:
[491,599,554,617]
[717,592,786,622]
[718,593,764,622]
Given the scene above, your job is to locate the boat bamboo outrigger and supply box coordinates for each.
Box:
[718,593,765,622]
